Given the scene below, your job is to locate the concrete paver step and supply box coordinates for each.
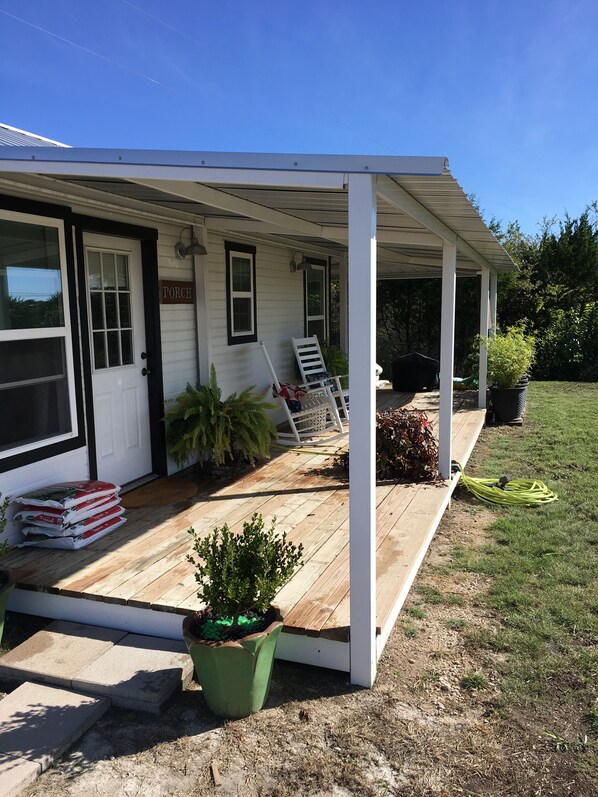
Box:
[0,620,193,713]
[73,633,194,714]
[0,621,127,689]
[0,681,109,797]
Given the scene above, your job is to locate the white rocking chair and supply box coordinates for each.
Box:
[259,341,345,446]
[292,336,350,421]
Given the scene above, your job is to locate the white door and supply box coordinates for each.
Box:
[84,234,152,486]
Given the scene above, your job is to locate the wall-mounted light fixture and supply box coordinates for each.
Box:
[174,226,208,260]
[289,251,312,272]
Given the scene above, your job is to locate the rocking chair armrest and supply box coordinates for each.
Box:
[304,375,348,393]
[302,383,333,397]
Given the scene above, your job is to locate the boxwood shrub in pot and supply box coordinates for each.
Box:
[183,513,303,719]
[482,328,536,423]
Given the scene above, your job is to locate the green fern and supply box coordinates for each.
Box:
[165,364,276,468]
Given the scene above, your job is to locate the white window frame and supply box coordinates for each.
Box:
[226,242,257,345]
[305,262,328,340]
[0,208,78,460]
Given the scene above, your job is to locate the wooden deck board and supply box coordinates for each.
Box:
[4,390,485,645]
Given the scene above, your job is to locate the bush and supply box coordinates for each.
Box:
[483,327,536,388]
[165,364,276,468]
[341,408,439,482]
[533,304,598,381]
[187,513,303,635]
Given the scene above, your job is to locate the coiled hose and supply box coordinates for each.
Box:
[453,461,558,507]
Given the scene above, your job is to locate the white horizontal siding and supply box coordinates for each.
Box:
[0,447,89,545]
[155,228,199,401]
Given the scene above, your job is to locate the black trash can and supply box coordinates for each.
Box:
[391,353,439,392]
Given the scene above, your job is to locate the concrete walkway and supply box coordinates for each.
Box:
[0,620,194,796]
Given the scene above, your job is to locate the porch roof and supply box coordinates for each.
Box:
[0,145,516,277]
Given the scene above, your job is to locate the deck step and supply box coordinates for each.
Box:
[0,620,194,714]
[0,681,109,797]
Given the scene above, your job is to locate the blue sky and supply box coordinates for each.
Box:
[1,0,597,234]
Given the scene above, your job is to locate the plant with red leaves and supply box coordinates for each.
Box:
[340,408,439,482]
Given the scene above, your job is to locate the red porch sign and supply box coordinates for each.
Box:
[160,280,194,304]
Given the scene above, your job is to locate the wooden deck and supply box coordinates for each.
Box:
[5,390,485,670]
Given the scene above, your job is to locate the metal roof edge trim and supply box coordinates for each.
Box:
[0,147,448,175]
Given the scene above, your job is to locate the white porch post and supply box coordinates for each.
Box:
[348,173,377,687]
[478,268,490,408]
[489,270,498,335]
[339,253,349,352]
[192,225,212,382]
[438,241,457,479]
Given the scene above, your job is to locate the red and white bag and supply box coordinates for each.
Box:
[13,495,121,529]
[21,504,125,538]
[18,515,126,550]
[14,481,120,510]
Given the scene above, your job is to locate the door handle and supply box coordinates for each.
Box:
[141,367,152,376]
[141,351,150,360]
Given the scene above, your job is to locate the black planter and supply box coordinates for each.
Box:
[489,377,528,424]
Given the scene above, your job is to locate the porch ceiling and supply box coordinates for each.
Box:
[0,146,516,277]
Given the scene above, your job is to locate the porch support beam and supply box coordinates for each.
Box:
[322,226,442,247]
[377,176,494,272]
[438,241,457,479]
[478,268,490,409]
[192,225,212,383]
[348,173,377,687]
[132,179,326,239]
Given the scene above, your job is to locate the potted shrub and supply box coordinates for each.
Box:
[165,364,276,473]
[0,492,14,644]
[183,513,303,719]
[482,327,536,423]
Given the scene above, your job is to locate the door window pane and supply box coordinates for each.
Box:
[107,331,121,367]
[93,332,107,369]
[88,249,133,369]
[121,330,133,365]
[116,254,128,288]
[118,293,131,327]
[104,292,118,328]
[87,251,102,289]
[90,293,104,329]
[102,253,116,289]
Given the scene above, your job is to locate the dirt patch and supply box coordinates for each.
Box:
[4,441,596,796]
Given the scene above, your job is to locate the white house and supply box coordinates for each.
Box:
[0,123,514,685]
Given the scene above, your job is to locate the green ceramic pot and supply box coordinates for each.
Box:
[0,570,14,644]
[182,609,283,719]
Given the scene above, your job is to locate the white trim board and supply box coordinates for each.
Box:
[7,590,351,672]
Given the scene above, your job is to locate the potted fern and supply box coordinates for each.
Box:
[165,364,276,473]
[482,328,536,423]
[183,513,303,718]
[0,493,14,644]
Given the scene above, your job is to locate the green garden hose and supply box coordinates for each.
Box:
[453,462,558,507]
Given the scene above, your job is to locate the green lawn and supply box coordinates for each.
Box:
[452,382,598,728]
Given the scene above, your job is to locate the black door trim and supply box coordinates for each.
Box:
[73,215,166,480]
